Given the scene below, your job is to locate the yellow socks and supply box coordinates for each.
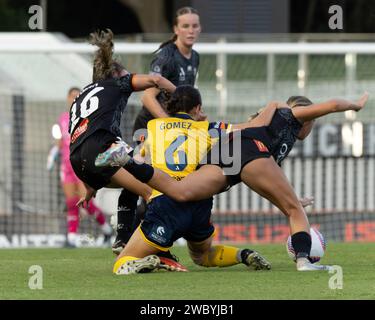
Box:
[201,245,241,267]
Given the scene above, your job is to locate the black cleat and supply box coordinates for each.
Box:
[241,249,271,270]
[112,236,126,255]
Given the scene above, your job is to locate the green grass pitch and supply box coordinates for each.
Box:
[1,243,374,300]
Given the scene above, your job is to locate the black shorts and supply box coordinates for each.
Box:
[133,107,153,133]
[140,195,214,250]
[202,129,272,187]
[70,130,120,190]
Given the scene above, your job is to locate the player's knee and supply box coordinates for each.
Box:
[189,250,208,267]
[191,254,207,267]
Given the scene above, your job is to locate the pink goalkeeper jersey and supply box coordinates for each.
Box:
[58,112,79,183]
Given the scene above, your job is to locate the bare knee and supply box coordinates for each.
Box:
[189,252,206,266]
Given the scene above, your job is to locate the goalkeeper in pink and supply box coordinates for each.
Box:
[49,87,112,247]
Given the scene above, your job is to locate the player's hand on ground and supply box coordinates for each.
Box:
[299,196,314,208]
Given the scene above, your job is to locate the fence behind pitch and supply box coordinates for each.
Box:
[0,40,375,247]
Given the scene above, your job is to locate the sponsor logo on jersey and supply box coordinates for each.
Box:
[253,139,269,152]
[71,118,88,143]
[179,67,186,82]
[276,143,288,164]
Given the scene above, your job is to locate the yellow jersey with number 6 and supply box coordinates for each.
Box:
[142,112,231,199]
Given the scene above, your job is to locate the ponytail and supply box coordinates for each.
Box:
[155,34,178,53]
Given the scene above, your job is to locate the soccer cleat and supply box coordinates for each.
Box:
[156,251,188,272]
[112,237,126,255]
[296,258,333,271]
[241,249,271,270]
[95,141,132,167]
[115,255,160,275]
[158,257,189,272]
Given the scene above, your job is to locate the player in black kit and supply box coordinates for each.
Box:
[97,91,368,271]
[69,29,175,204]
[113,7,202,254]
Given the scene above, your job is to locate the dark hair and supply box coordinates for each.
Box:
[286,96,313,108]
[156,7,199,52]
[68,87,80,95]
[167,85,201,115]
[89,29,125,82]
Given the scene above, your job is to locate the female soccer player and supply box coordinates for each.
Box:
[112,85,272,275]
[114,6,202,254]
[49,87,112,247]
[97,90,368,271]
[68,29,175,207]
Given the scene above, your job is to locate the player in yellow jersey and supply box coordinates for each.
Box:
[111,85,271,275]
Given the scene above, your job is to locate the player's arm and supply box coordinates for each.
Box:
[141,87,169,118]
[139,51,176,118]
[231,101,288,130]
[131,74,176,94]
[292,92,368,122]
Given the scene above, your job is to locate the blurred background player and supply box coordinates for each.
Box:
[114,6,202,254]
[47,87,112,247]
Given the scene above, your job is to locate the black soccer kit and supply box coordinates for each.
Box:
[69,74,135,190]
[133,42,200,135]
[206,108,303,186]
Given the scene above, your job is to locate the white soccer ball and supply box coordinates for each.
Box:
[286,227,326,263]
